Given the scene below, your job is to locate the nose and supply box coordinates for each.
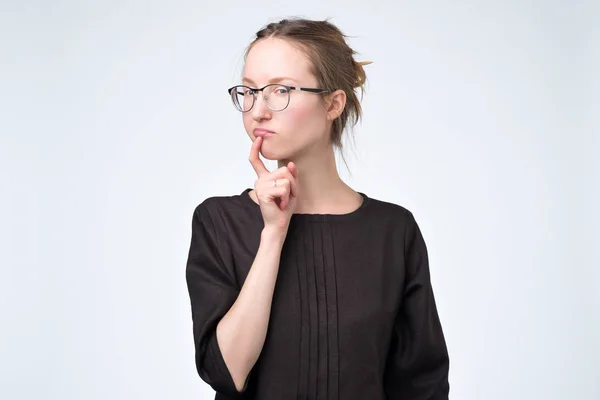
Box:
[251,91,271,121]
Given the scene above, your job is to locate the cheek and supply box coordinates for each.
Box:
[285,102,326,133]
[291,100,321,119]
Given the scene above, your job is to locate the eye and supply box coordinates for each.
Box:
[244,88,256,96]
[274,86,290,95]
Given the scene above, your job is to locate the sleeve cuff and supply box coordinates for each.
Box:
[202,331,248,396]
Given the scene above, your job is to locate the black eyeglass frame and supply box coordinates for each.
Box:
[227,83,329,112]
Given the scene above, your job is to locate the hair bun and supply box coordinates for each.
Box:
[354,60,372,89]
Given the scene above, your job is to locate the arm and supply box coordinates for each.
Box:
[384,212,450,399]
[185,203,286,395]
[217,226,286,392]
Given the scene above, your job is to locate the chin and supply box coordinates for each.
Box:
[260,149,287,161]
[260,144,297,162]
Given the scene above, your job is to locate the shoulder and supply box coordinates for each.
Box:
[363,194,418,228]
[364,195,428,256]
[193,188,254,218]
[190,189,259,236]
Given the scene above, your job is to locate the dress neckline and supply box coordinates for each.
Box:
[240,188,371,223]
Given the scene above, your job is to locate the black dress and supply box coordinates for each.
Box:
[185,188,450,400]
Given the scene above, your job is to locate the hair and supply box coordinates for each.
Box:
[244,17,371,167]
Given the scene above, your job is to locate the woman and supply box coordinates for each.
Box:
[185,18,450,400]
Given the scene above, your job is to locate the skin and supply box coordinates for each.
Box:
[242,37,364,223]
[216,37,365,392]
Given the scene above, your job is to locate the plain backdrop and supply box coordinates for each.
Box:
[1,0,598,399]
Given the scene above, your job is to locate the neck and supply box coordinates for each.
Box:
[278,144,353,214]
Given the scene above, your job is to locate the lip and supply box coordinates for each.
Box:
[253,128,275,138]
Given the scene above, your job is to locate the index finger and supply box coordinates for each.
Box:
[249,136,270,177]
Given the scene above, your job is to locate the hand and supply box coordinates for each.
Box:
[249,136,299,232]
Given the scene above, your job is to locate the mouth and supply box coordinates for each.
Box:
[253,128,275,138]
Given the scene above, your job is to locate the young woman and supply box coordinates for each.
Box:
[185,18,450,400]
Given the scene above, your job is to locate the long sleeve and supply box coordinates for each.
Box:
[185,202,243,396]
[384,212,450,399]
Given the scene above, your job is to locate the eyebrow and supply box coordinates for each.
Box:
[242,77,299,86]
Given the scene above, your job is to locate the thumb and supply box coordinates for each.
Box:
[288,162,297,179]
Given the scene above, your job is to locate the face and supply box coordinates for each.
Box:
[241,38,332,161]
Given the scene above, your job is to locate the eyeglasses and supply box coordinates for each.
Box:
[227,84,328,112]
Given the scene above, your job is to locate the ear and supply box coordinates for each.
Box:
[325,89,346,121]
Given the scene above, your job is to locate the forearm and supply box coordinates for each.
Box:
[216,227,287,391]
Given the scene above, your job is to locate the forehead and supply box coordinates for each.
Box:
[243,37,315,84]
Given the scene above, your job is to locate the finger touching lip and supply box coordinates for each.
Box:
[254,128,275,138]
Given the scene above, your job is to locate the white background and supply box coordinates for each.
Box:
[1,0,598,399]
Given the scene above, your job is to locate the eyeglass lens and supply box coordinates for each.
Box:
[231,85,290,112]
